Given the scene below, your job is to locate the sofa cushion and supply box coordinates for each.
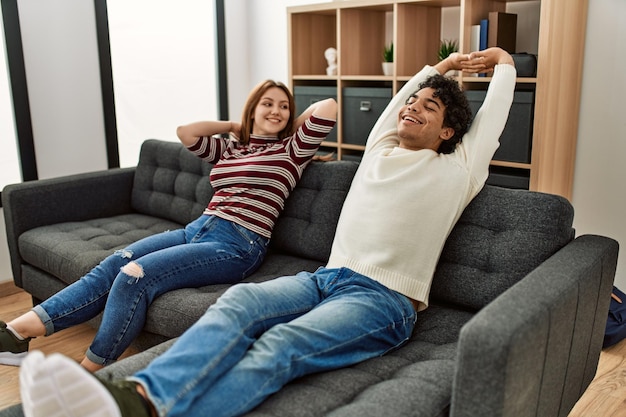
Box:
[137,254,325,347]
[18,214,180,286]
[131,139,214,225]
[431,185,575,310]
[271,160,359,262]
[320,359,454,417]
[98,303,473,417]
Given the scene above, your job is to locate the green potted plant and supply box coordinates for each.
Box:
[438,39,459,76]
[438,39,458,61]
[382,42,393,76]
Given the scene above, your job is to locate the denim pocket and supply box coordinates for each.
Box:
[230,221,269,249]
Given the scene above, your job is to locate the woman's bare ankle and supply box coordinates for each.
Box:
[8,311,46,339]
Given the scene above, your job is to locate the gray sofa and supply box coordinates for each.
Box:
[1,139,619,417]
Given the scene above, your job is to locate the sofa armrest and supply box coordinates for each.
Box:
[2,167,136,288]
[450,234,618,417]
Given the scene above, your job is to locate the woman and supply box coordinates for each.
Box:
[0,80,337,372]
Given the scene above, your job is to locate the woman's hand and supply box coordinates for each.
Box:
[176,120,238,146]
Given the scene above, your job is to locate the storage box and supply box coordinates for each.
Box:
[512,53,537,77]
[342,87,392,146]
[294,86,338,142]
[465,90,534,163]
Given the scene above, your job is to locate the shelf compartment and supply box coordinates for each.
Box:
[290,11,337,76]
[339,7,391,76]
[396,3,443,76]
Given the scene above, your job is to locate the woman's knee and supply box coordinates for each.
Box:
[120,261,145,282]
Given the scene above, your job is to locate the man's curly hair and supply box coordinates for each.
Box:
[417,75,472,154]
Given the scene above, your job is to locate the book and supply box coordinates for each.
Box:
[488,12,517,53]
[469,25,481,77]
[479,19,489,76]
[470,25,480,52]
[480,19,489,50]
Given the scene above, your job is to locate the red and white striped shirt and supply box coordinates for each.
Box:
[187,114,336,238]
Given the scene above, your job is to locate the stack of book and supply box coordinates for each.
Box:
[470,12,517,53]
[469,12,517,76]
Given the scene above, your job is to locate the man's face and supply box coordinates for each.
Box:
[396,87,453,151]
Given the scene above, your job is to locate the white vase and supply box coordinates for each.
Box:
[382,62,393,76]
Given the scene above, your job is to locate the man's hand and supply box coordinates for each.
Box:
[434,52,470,74]
[462,47,515,74]
[434,47,514,75]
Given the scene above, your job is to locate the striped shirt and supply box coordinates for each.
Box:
[187,114,336,238]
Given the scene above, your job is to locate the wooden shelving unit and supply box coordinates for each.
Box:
[287,0,588,200]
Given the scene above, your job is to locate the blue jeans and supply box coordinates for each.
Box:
[33,215,268,365]
[130,267,417,417]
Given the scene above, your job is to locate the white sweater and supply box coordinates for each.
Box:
[326,64,517,310]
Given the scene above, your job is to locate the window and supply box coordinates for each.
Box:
[107,0,218,167]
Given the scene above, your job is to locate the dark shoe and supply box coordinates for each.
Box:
[0,321,30,366]
[20,351,151,417]
[100,379,153,417]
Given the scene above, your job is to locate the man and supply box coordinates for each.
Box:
[19,47,515,417]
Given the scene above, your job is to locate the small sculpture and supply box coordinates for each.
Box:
[324,47,337,76]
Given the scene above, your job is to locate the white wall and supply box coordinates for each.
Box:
[572,0,626,289]
[224,0,332,117]
[0,212,11,284]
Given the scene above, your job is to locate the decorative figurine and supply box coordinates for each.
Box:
[325,47,337,75]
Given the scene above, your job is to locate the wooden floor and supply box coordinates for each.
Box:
[1,282,625,415]
[0,282,137,411]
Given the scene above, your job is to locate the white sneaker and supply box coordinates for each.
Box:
[0,350,27,366]
[20,351,122,417]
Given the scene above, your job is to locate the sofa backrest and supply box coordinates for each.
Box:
[270,160,359,262]
[131,140,575,311]
[431,185,575,311]
[131,139,359,263]
[131,139,214,225]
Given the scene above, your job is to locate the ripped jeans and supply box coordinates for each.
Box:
[32,215,269,365]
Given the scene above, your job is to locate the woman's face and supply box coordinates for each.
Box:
[251,87,290,137]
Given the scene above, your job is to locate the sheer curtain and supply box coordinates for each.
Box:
[107,0,217,168]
